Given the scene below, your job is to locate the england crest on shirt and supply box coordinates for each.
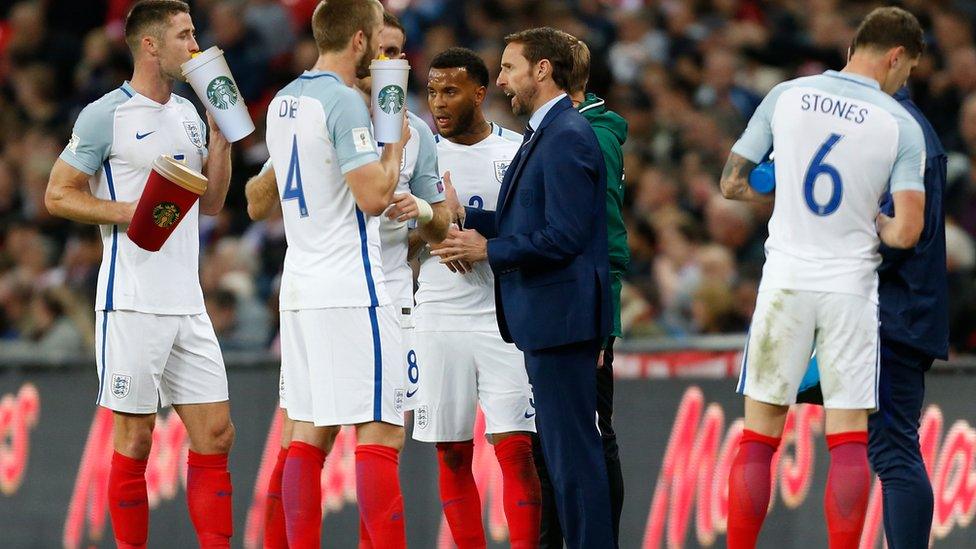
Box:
[183,121,204,148]
[493,160,510,183]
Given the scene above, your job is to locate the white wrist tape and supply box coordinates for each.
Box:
[414,196,434,225]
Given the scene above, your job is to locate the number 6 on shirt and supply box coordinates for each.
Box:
[803,133,844,216]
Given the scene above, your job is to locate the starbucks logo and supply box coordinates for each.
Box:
[152,202,181,228]
[206,76,239,110]
[378,84,405,115]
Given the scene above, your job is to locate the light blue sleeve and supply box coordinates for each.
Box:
[59,96,122,175]
[731,82,789,164]
[889,115,926,193]
[407,115,445,203]
[323,85,380,174]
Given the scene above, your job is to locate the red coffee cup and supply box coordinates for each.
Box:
[127,155,208,251]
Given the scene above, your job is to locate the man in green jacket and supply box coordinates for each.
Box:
[533,34,629,548]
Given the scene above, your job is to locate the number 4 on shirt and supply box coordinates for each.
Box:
[282,135,308,217]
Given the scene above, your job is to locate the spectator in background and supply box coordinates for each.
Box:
[203,0,268,105]
[244,0,296,60]
[948,93,976,239]
[5,1,79,95]
[0,0,973,359]
[704,195,765,273]
[23,287,89,355]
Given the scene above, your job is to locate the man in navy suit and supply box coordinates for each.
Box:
[433,27,615,548]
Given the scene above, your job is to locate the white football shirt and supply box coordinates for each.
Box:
[378,112,445,309]
[59,82,209,314]
[266,70,390,310]
[732,70,925,303]
[414,123,521,331]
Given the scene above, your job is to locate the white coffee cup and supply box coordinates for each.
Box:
[370,58,410,144]
[181,46,255,143]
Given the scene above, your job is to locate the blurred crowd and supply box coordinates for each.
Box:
[1,0,975,361]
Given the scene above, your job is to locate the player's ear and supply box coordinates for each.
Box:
[890,46,906,69]
[537,59,550,82]
[142,34,158,57]
[474,85,487,105]
[352,29,365,54]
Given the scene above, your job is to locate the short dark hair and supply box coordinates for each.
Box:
[383,11,406,44]
[504,27,574,92]
[851,7,925,58]
[312,0,383,54]
[429,47,489,87]
[124,0,190,51]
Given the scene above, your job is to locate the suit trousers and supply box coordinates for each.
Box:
[525,338,614,548]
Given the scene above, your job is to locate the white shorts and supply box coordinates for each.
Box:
[737,289,879,409]
[411,329,535,442]
[280,306,403,427]
[94,310,228,414]
[396,305,421,411]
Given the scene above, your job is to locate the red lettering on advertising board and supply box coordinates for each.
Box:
[243,411,360,549]
[62,409,190,549]
[0,383,40,495]
[644,387,823,548]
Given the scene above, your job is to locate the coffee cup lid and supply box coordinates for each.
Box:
[369,58,409,70]
[152,155,208,195]
[181,46,225,77]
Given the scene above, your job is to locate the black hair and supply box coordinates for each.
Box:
[430,47,490,87]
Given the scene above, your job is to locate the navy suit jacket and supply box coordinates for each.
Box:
[464,96,612,351]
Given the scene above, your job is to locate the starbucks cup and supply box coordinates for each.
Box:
[181,46,255,142]
[370,58,410,144]
[127,156,208,252]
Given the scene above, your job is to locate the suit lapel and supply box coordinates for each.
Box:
[497,96,575,215]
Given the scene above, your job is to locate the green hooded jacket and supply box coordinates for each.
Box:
[578,93,629,338]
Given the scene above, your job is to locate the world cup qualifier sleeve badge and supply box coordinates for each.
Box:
[111,374,131,399]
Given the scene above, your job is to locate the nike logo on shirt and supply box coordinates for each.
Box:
[136,131,156,140]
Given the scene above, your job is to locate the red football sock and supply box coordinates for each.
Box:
[825,431,870,549]
[493,435,541,549]
[436,441,486,548]
[356,444,406,549]
[265,446,289,549]
[187,451,233,548]
[727,430,780,549]
[108,451,149,549]
[283,441,326,549]
[358,514,373,549]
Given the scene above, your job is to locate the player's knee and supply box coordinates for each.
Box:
[358,422,405,451]
[117,424,154,459]
[208,420,236,454]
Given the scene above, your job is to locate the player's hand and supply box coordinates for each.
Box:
[876,212,893,232]
[386,193,419,222]
[597,350,605,369]
[442,171,465,226]
[206,112,230,151]
[395,112,411,150]
[429,228,473,273]
[431,226,487,265]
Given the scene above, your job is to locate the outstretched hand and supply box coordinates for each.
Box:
[430,226,487,268]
